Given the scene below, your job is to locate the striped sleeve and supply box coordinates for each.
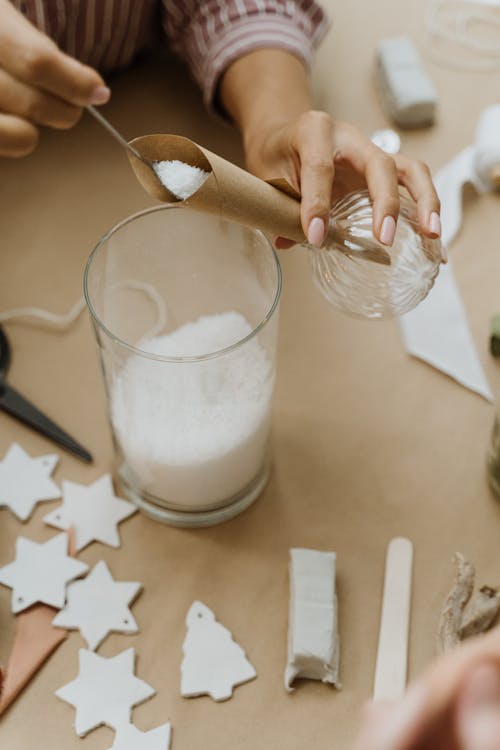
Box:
[161,0,330,113]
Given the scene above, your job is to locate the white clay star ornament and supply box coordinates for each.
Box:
[108,722,171,750]
[53,561,142,650]
[0,533,88,613]
[43,474,137,552]
[0,443,60,521]
[55,648,155,737]
[181,600,257,701]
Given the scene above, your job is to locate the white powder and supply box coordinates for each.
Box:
[153,159,210,199]
[111,312,274,509]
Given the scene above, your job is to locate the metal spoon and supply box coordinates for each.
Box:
[86,105,159,180]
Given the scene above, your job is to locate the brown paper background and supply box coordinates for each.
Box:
[1,1,500,747]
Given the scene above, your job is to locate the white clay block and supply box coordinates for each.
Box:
[375,37,437,128]
[285,548,340,691]
[181,601,256,702]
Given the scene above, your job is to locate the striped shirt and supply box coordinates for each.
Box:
[12,1,330,111]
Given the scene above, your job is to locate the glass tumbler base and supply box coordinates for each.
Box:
[117,462,271,528]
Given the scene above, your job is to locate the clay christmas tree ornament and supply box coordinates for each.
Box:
[53,561,142,650]
[108,722,171,750]
[0,533,88,613]
[0,443,60,521]
[43,474,137,551]
[55,648,155,737]
[181,601,256,701]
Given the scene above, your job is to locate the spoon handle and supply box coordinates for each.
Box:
[86,105,156,175]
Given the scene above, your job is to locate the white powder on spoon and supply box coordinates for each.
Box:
[111,311,274,509]
[153,159,209,199]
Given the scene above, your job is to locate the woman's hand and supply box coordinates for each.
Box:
[0,0,109,157]
[352,628,500,750]
[220,49,442,253]
[245,110,442,251]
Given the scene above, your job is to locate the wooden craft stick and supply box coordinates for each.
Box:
[373,537,413,701]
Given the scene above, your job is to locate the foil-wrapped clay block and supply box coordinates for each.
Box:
[375,37,437,128]
[285,548,341,691]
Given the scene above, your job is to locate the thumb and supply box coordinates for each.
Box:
[455,663,500,750]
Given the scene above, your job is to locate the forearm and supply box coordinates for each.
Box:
[219,49,313,157]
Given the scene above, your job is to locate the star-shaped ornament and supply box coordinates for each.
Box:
[0,533,88,613]
[56,648,155,737]
[0,443,60,521]
[44,474,137,552]
[53,561,142,650]
[109,722,171,750]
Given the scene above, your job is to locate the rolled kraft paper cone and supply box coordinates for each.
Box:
[128,134,306,243]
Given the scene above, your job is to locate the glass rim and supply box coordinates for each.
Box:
[83,204,282,363]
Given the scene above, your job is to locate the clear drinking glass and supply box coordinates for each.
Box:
[84,206,281,527]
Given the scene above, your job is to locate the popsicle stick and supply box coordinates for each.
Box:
[373,537,413,701]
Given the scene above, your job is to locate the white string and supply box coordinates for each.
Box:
[112,280,168,339]
[0,297,87,328]
[0,280,168,339]
[425,0,500,70]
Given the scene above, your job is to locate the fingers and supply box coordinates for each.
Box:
[0,69,82,129]
[332,121,400,246]
[351,687,430,750]
[0,0,109,106]
[455,663,500,750]
[363,629,500,750]
[291,111,335,247]
[394,154,441,238]
[0,113,38,157]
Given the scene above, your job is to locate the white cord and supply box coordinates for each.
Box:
[0,297,87,328]
[425,0,500,70]
[0,280,167,339]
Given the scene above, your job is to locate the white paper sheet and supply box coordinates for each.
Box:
[399,262,492,401]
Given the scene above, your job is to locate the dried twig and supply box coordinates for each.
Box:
[460,585,500,639]
[437,553,475,654]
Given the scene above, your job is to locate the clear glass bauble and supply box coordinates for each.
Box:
[307,189,442,319]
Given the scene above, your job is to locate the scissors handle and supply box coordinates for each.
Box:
[0,326,10,377]
[0,382,93,463]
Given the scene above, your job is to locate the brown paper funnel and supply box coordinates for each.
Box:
[128,134,306,243]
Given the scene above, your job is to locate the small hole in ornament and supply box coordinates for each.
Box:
[197,612,202,619]
[17,596,23,603]
[55,515,61,520]
[123,619,129,625]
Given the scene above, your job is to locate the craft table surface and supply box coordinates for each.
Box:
[1,1,500,748]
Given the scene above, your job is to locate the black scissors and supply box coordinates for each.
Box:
[0,325,92,463]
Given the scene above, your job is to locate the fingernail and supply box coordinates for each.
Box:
[307,217,325,247]
[380,215,396,246]
[89,86,111,105]
[429,211,441,237]
[373,683,428,749]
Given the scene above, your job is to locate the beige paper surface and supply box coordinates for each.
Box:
[1,3,500,748]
